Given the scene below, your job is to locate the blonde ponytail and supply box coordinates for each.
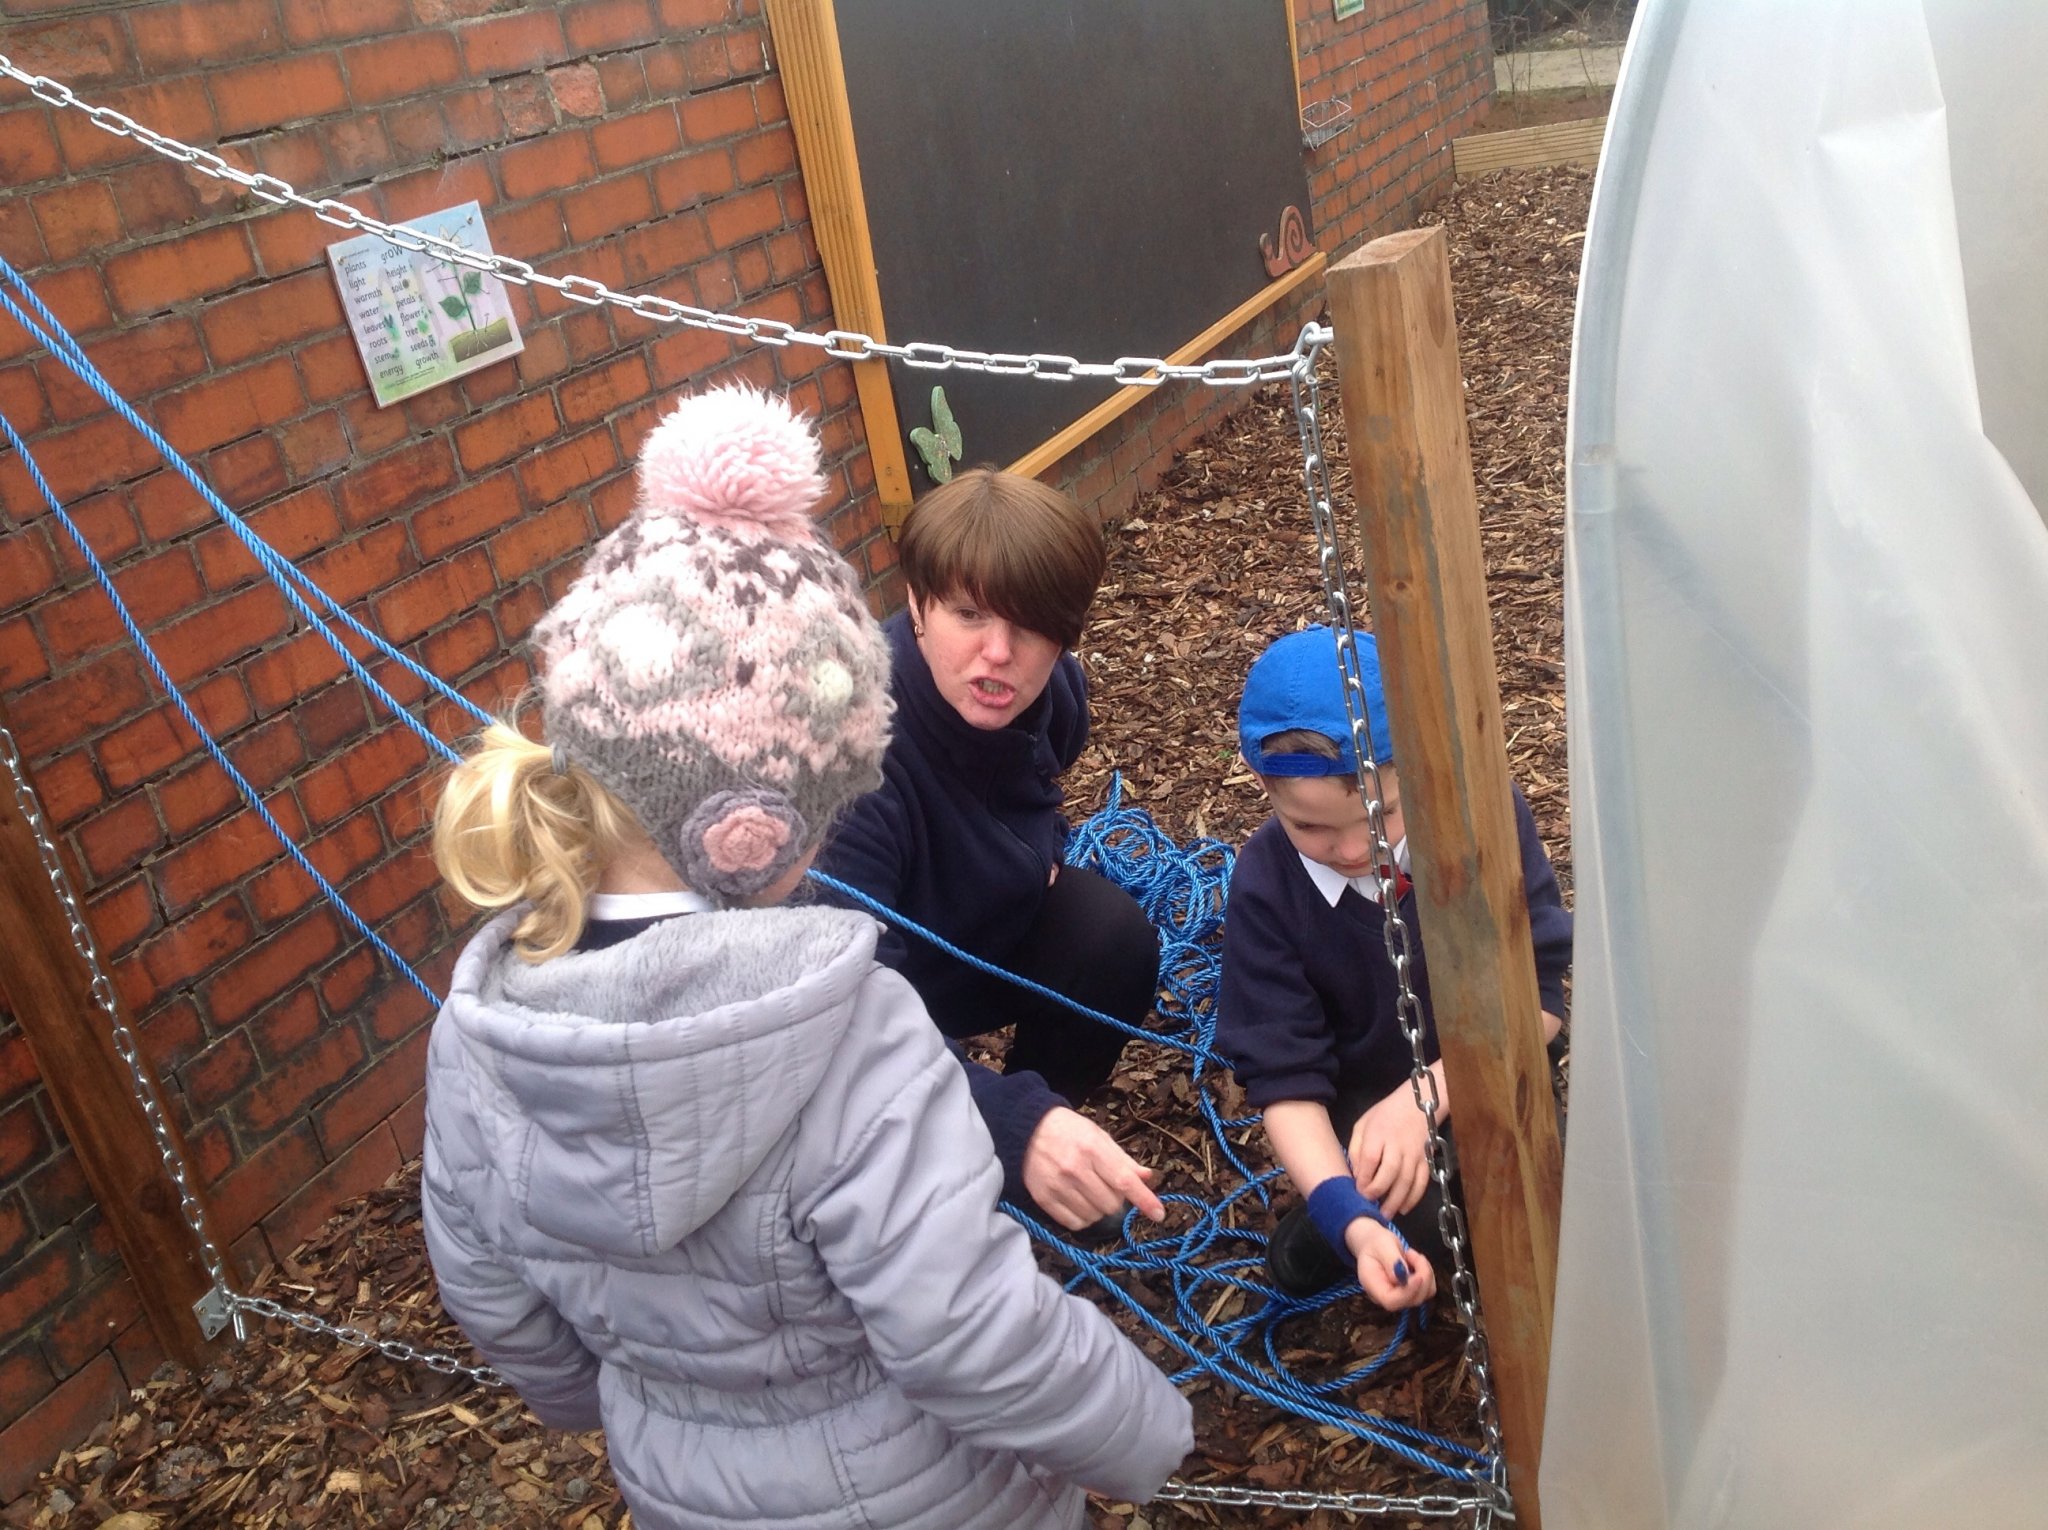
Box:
[432,720,640,963]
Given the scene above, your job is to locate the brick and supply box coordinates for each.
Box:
[7,13,136,84]
[313,1029,428,1158]
[564,0,657,51]
[199,267,346,369]
[151,583,289,687]
[681,82,756,144]
[516,427,621,506]
[297,334,365,404]
[563,171,657,247]
[34,582,123,668]
[548,62,604,120]
[197,484,342,591]
[327,113,403,180]
[0,1098,52,1183]
[418,608,499,683]
[652,148,734,213]
[29,181,122,265]
[440,84,507,151]
[207,907,348,1032]
[620,214,710,285]
[0,108,64,187]
[559,352,652,427]
[53,79,218,175]
[298,520,415,607]
[22,1152,91,1240]
[151,355,303,458]
[246,987,322,1063]
[103,224,258,321]
[266,1118,403,1260]
[111,1312,170,1390]
[498,129,596,202]
[155,755,239,838]
[130,0,282,71]
[411,474,527,561]
[205,431,290,507]
[231,1019,365,1139]
[595,53,649,111]
[341,29,463,106]
[459,8,569,76]
[294,682,369,756]
[283,0,409,42]
[180,1029,258,1115]
[210,52,350,136]
[76,792,166,879]
[361,547,492,645]
[337,438,459,529]
[137,894,254,1004]
[452,391,561,473]
[0,193,45,270]
[280,412,351,482]
[488,496,590,583]
[296,727,433,829]
[87,875,159,956]
[250,205,335,279]
[0,1033,40,1110]
[349,841,438,922]
[495,73,557,138]
[734,125,797,186]
[153,799,303,916]
[9,651,152,760]
[0,617,48,696]
[0,1349,122,1503]
[661,0,729,26]
[18,410,160,506]
[0,1231,78,1337]
[0,1193,29,1269]
[249,809,383,924]
[43,319,209,429]
[241,631,346,715]
[205,1122,319,1241]
[31,751,104,829]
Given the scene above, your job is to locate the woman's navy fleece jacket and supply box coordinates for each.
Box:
[814,611,1087,1191]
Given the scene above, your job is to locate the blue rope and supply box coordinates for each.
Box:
[0,255,491,754]
[0,259,1487,1482]
[0,407,438,1005]
[829,778,1491,1480]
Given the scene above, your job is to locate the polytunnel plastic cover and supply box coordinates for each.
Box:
[1546,1,2048,1526]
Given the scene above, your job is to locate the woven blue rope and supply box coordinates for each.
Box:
[0,255,491,752]
[0,262,1488,1483]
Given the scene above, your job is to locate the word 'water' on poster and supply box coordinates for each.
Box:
[327,202,524,409]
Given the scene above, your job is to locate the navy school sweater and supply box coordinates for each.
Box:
[814,610,1089,1192]
[1216,785,1571,1112]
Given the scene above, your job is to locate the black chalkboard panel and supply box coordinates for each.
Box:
[833,1,1313,483]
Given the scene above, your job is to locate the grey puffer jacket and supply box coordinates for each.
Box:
[420,906,1192,1530]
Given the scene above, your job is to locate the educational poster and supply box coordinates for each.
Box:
[327,202,523,408]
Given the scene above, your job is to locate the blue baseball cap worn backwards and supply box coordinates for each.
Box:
[1237,626,1394,777]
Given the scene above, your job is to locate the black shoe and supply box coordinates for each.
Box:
[1265,1202,1351,1297]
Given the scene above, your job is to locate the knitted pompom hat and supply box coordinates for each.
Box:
[534,386,892,901]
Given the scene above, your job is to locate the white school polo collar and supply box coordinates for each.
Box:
[588,889,717,920]
[1297,837,1409,908]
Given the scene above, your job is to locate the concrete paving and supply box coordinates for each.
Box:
[1495,44,1624,94]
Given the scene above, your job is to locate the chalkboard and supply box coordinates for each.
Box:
[818,1,1317,489]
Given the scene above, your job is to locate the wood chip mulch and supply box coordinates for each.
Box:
[6,166,1590,1530]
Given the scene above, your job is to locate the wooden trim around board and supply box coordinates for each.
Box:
[761,0,914,511]
[1285,0,1305,120]
[1008,251,1327,482]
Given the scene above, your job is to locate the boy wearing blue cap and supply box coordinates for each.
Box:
[1218,627,1572,1305]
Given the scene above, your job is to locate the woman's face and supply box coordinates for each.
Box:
[909,590,1064,730]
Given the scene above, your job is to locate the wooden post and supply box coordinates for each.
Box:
[0,720,215,1370]
[1324,226,1562,1527]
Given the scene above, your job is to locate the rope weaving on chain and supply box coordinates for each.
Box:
[0,56,1511,1511]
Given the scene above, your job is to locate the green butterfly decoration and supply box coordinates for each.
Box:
[909,386,963,484]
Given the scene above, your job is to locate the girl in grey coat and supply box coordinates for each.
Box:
[420,386,1192,1530]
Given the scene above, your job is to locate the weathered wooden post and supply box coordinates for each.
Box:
[0,707,216,1369]
[1325,226,1563,1528]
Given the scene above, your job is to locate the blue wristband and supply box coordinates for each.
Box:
[1306,1176,1409,1284]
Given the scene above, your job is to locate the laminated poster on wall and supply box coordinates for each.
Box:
[326,201,525,409]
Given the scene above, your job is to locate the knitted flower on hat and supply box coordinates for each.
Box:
[535,386,892,899]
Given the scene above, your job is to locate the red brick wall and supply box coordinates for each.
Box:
[0,0,1488,1496]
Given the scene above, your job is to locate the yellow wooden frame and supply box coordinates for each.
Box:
[765,0,1316,523]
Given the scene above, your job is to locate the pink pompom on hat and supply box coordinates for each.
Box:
[533,385,893,901]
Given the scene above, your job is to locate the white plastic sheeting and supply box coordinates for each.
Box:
[1546,2,2048,1526]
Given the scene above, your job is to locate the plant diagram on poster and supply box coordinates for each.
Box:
[327,201,525,408]
[1334,0,1365,18]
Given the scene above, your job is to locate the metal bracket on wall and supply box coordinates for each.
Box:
[1302,97,1354,150]
[194,1286,243,1342]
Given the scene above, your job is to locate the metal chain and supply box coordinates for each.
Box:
[0,54,1313,388]
[0,719,237,1299]
[230,1293,502,1387]
[1154,1480,1499,1518]
[1286,344,1512,1511]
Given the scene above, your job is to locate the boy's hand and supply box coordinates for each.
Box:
[1024,1106,1166,1230]
[1345,1218,1435,1310]
[1348,1083,1435,1217]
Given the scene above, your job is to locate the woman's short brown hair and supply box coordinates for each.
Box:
[898,468,1106,650]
